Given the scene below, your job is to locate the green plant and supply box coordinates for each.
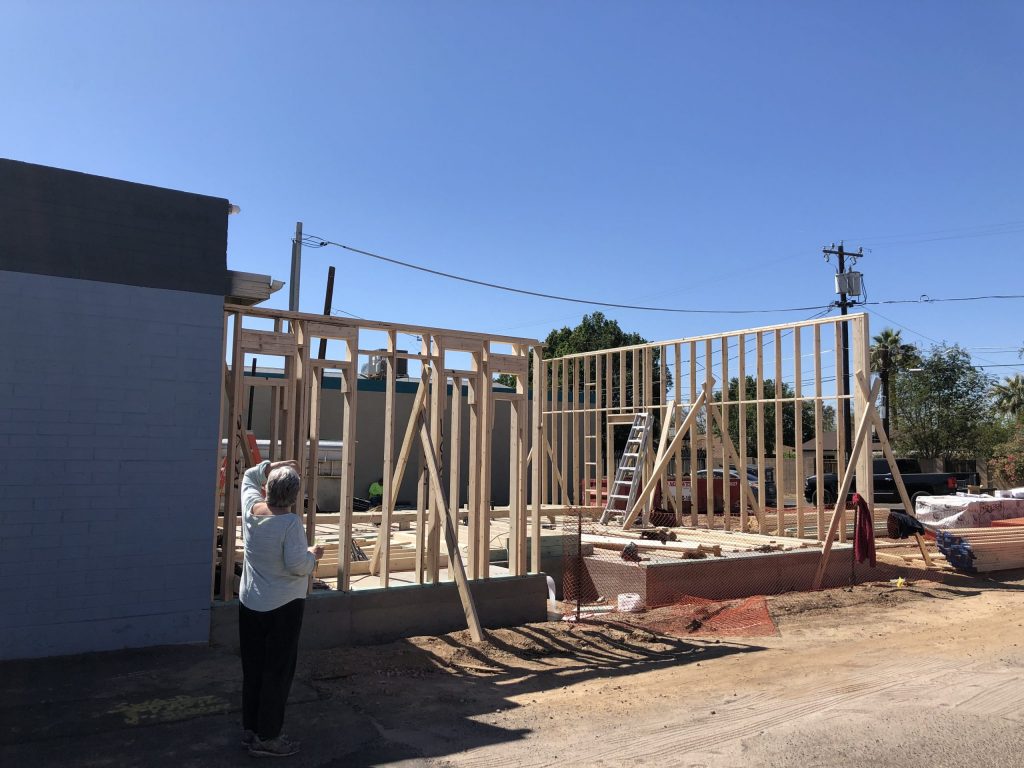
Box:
[989,422,1024,487]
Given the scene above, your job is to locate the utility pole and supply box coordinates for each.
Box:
[289,221,303,312]
[823,242,864,461]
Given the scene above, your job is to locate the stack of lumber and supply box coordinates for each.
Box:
[316,533,449,578]
[935,527,1024,573]
[584,532,720,559]
[584,526,816,561]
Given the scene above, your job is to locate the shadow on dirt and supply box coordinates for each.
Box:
[0,621,763,768]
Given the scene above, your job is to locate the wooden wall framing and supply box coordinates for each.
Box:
[214,305,541,609]
[540,313,875,542]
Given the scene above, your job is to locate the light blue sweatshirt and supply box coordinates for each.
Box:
[239,461,316,611]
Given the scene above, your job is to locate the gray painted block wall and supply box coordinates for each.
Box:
[0,271,223,659]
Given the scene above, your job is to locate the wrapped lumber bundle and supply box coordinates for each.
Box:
[935,527,1024,573]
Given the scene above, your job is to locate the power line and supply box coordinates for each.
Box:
[866,294,1024,306]
[302,233,1024,315]
[302,235,831,315]
[853,219,1024,246]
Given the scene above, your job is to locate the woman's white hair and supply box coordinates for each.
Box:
[266,466,301,508]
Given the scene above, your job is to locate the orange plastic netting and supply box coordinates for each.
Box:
[601,595,777,638]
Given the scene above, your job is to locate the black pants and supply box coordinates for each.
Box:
[239,598,305,740]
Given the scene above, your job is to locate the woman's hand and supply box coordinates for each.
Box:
[268,460,299,473]
[310,545,324,560]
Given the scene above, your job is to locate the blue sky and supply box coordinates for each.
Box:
[4,1,1022,379]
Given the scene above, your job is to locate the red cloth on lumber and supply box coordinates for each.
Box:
[852,492,876,567]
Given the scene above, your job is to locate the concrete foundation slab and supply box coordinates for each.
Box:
[210,574,548,652]
[572,545,882,606]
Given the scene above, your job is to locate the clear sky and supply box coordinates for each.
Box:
[3,1,1022,379]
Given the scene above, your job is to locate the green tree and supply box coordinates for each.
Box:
[991,374,1024,420]
[891,344,1001,462]
[712,376,837,458]
[989,421,1024,486]
[870,328,921,436]
[498,312,669,400]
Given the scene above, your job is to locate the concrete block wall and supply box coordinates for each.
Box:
[0,158,229,659]
[0,271,224,658]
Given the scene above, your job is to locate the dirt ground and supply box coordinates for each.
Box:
[3,571,1024,767]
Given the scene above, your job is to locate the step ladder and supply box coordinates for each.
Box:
[599,411,653,525]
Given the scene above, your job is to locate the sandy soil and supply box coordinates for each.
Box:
[290,573,1024,767]
[3,572,1023,767]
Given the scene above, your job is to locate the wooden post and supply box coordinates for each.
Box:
[531,347,544,574]
[834,321,847,542]
[689,342,698,527]
[811,377,882,590]
[426,337,446,583]
[336,331,358,591]
[852,371,933,567]
[737,334,749,532]
[477,347,493,578]
[851,314,874,509]
[721,337,731,531]
[813,324,825,540]
[419,423,484,642]
[704,340,714,528]
[756,331,766,533]
[220,311,245,602]
[379,330,397,587]
[467,362,480,579]
[794,327,804,538]
[448,373,463,581]
[774,329,784,536]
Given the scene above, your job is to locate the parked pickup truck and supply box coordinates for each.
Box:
[803,458,958,506]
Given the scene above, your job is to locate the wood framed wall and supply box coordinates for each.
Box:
[214,305,541,602]
[540,313,874,541]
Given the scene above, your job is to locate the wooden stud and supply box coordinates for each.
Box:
[774,329,784,536]
[477,347,493,579]
[419,423,484,642]
[427,336,446,583]
[756,330,766,534]
[531,347,544,574]
[379,330,397,586]
[467,368,480,579]
[721,337,730,531]
[834,320,847,542]
[448,373,463,581]
[220,311,245,602]
[811,377,882,590]
[794,327,804,538]
[737,334,749,532]
[336,332,358,591]
[689,341,698,527]
[673,343,684,524]
[704,340,714,529]
[813,324,825,540]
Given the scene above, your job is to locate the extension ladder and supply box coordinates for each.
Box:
[599,411,652,525]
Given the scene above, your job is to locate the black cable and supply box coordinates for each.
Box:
[303,234,1024,315]
[303,235,831,315]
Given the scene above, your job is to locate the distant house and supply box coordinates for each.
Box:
[802,432,840,477]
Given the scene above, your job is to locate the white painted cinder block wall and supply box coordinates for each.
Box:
[0,270,223,659]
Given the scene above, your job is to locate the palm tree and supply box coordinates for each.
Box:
[992,374,1024,420]
[870,328,921,436]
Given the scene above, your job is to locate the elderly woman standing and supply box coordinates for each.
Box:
[238,459,323,758]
